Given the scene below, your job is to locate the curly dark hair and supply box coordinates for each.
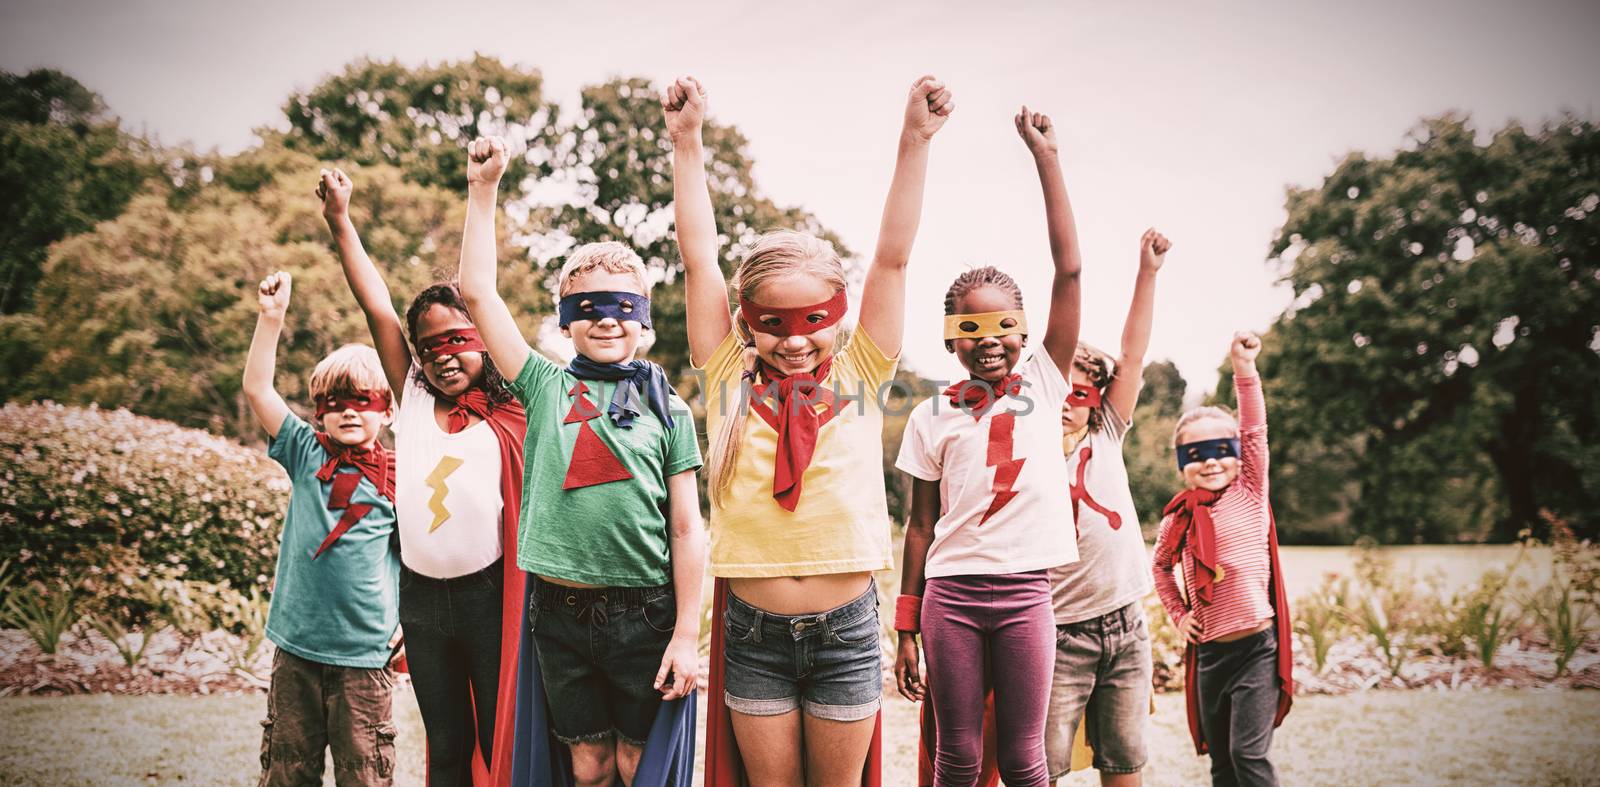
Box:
[404,282,514,406]
[943,266,1025,351]
[1073,342,1116,433]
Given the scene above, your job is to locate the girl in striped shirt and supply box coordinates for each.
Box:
[1151,331,1293,787]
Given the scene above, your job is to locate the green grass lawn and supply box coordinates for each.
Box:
[3,688,1596,785]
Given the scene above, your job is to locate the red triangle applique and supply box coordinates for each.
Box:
[564,382,603,423]
[562,419,634,490]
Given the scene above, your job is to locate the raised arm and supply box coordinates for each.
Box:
[1105,229,1171,420]
[664,77,732,367]
[456,136,532,381]
[858,76,953,357]
[318,168,413,399]
[1231,331,1268,494]
[1016,107,1082,381]
[242,271,293,438]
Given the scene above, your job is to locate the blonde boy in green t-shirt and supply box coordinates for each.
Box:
[456,136,705,787]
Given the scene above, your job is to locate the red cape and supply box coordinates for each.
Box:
[705,579,884,786]
[1181,505,1294,755]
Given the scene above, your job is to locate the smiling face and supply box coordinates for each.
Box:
[743,273,843,375]
[948,285,1025,383]
[1176,416,1242,491]
[318,398,393,448]
[413,303,484,398]
[560,269,646,364]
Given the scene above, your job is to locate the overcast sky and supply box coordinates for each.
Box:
[5,0,1597,393]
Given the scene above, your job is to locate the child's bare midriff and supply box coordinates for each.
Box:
[1213,617,1274,642]
[730,571,873,615]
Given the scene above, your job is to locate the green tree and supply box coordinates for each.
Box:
[0,69,155,314]
[1125,360,1188,534]
[13,143,544,441]
[1258,114,1599,541]
[276,55,554,196]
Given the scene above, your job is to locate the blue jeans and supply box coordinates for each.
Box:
[721,584,882,721]
[1197,626,1280,787]
[398,561,504,786]
[528,578,677,745]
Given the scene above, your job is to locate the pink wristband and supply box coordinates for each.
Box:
[894,594,923,633]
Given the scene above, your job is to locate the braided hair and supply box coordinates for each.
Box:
[404,282,514,406]
[942,266,1024,351]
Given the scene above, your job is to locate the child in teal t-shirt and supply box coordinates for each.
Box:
[243,270,402,785]
[457,135,706,784]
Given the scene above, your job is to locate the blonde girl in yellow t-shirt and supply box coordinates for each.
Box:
[666,74,953,785]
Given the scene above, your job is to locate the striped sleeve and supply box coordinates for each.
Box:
[1234,372,1268,497]
[1150,512,1189,627]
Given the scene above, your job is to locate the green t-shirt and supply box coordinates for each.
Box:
[509,351,702,586]
[265,414,400,669]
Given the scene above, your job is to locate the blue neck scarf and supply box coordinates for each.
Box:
[565,355,676,429]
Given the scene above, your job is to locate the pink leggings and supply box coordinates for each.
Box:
[921,571,1054,787]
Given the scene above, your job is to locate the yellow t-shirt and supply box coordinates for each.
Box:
[696,328,899,577]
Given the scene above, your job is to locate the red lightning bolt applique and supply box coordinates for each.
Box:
[1070,443,1122,538]
[981,412,1026,524]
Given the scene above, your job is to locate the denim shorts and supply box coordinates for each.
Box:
[528,578,676,746]
[1044,600,1152,777]
[722,584,882,722]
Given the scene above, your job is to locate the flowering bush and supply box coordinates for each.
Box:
[0,402,288,614]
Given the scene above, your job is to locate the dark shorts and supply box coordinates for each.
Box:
[258,648,397,786]
[528,578,676,746]
[721,583,882,721]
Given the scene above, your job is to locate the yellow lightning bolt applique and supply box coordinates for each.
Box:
[425,456,465,532]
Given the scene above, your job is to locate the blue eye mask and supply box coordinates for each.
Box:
[557,291,652,329]
[1175,438,1241,472]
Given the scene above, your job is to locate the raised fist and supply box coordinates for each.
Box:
[904,75,954,141]
[467,136,509,186]
[1014,106,1056,157]
[258,271,292,318]
[662,76,707,142]
[316,168,353,222]
[1140,228,1172,271]
[1231,331,1262,364]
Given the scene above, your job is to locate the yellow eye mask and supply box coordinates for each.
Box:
[943,310,1028,341]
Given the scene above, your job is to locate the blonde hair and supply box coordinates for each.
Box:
[1172,405,1237,447]
[309,343,390,401]
[558,241,649,297]
[1072,342,1115,433]
[706,230,847,508]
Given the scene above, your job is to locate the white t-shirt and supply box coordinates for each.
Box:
[896,350,1079,578]
[1049,402,1152,624]
[393,372,504,578]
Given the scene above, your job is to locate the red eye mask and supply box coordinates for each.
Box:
[1066,383,1102,409]
[740,289,849,337]
[417,327,488,363]
[314,390,391,417]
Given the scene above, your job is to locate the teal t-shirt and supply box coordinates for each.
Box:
[509,351,702,586]
[265,414,400,669]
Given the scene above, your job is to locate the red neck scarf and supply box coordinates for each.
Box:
[445,387,497,434]
[308,435,395,560]
[749,358,835,512]
[1161,487,1223,605]
[943,374,1023,420]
